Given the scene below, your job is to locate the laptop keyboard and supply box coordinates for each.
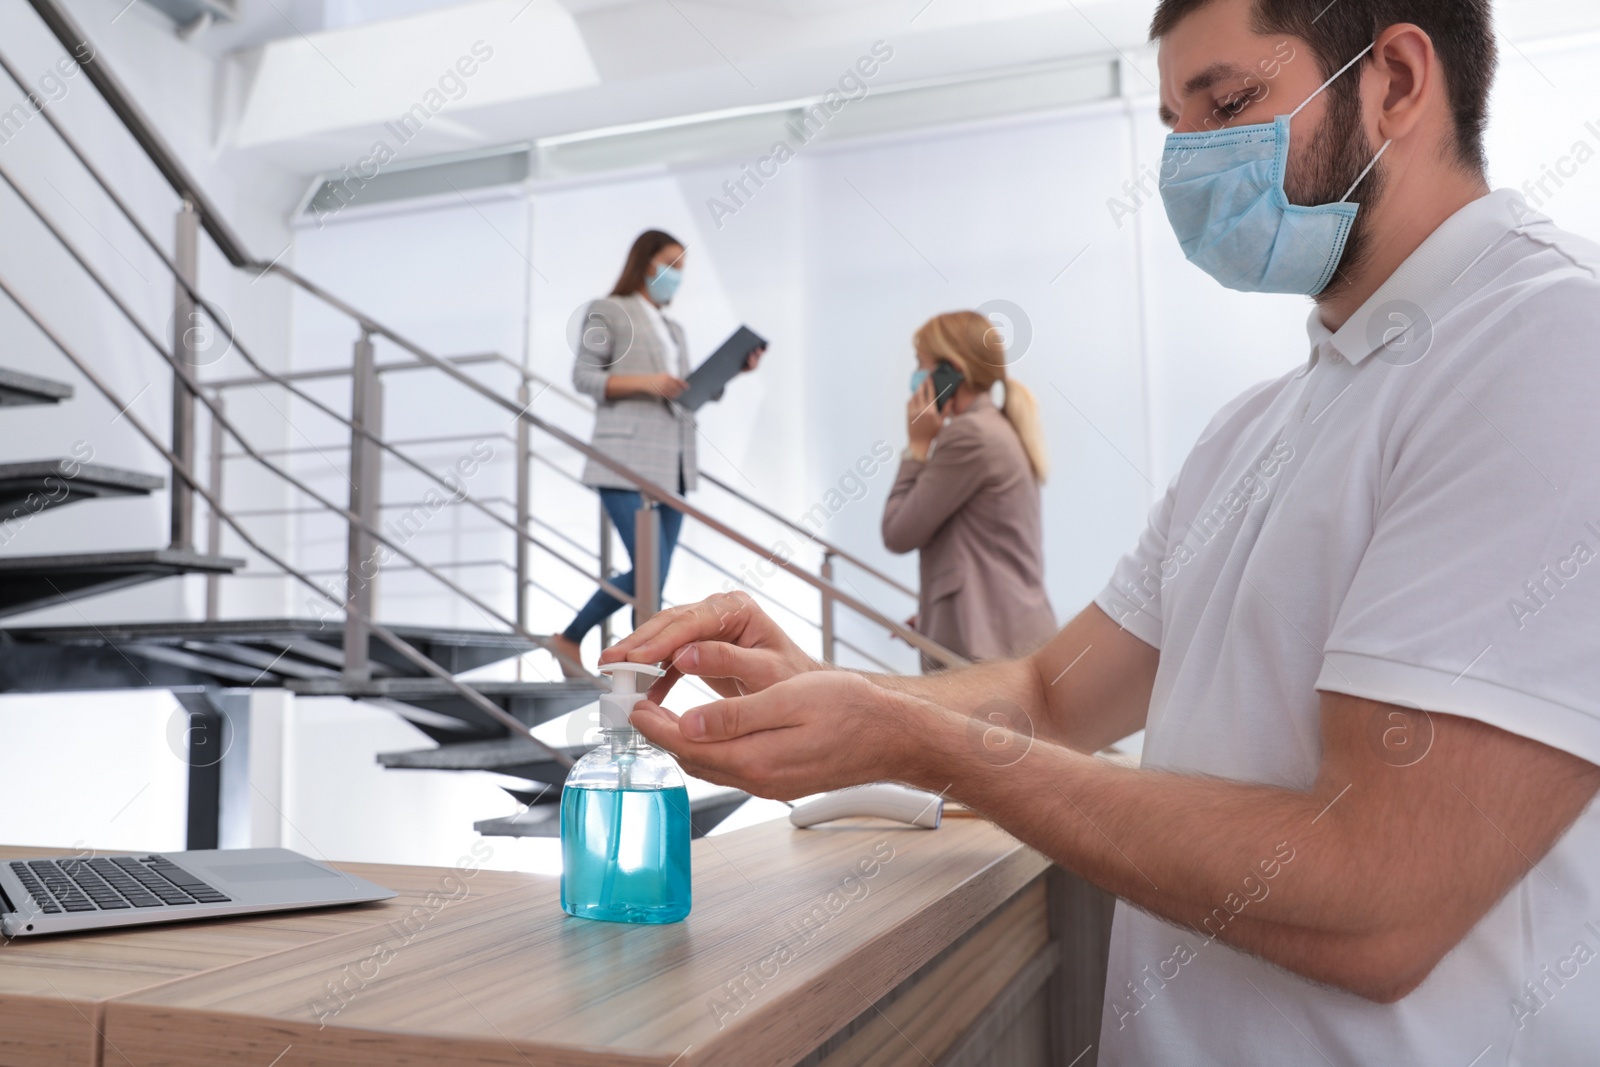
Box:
[8,856,231,915]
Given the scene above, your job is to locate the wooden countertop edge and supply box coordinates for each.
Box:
[694,841,1052,1067]
[0,991,104,1065]
[100,1007,686,1067]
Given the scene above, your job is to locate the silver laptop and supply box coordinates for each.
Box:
[0,848,396,937]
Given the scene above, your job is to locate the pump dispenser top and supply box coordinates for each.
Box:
[596,662,663,731]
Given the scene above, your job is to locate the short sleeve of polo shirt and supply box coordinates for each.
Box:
[1095,485,1176,650]
[1095,378,1287,651]
[1317,276,1600,768]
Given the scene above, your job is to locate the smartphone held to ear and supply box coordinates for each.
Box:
[931,362,964,412]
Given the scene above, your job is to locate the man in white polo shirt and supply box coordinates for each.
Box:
[602,0,1600,1063]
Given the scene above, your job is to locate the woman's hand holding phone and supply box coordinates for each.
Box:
[906,379,944,461]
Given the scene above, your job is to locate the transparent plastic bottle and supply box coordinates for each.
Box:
[560,664,692,924]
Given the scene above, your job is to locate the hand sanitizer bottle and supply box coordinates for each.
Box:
[560,663,692,924]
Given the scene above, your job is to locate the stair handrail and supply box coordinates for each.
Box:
[420,359,923,601]
[14,0,966,671]
[205,354,919,602]
[21,0,252,266]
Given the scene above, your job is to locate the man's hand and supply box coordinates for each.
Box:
[630,671,931,800]
[606,594,1156,757]
[599,591,820,704]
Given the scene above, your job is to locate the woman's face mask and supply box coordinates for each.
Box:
[647,263,683,305]
[909,368,931,394]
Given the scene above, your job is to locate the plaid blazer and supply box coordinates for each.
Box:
[572,294,698,493]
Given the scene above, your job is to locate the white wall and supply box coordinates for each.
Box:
[283,192,532,633]
[0,692,190,851]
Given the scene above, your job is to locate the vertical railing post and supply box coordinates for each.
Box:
[820,551,837,665]
[514,379,530,633]
[169,197,200,550]
[599,503,615,649]
[633,501,661,627]
[344,330,382,680]
[205,391,225,620]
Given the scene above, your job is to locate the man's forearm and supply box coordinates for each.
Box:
[855,604,1155,755]
[902,701,1421,996]
[861,656,1059,742]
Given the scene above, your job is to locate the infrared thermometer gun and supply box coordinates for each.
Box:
[788,784,944,829]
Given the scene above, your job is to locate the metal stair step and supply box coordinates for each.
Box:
[473,788,751,840]
[0,367,73,408]
[378,738,589,785]
[0,549,244,620]
[0,618,546,690]
[289,677,602,736]
[0,460,164,516]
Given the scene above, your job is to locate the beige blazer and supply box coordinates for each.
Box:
[571,294,699,493]
[883,395,1057,669]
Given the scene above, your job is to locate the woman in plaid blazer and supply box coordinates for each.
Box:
[551,230,759,675]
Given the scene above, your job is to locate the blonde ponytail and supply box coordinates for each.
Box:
[1001,380,1049,483]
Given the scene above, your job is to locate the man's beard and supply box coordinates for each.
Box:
[1284,83,1387,302]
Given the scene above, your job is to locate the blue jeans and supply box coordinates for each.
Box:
[563,488,685,643]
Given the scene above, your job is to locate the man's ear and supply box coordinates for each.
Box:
[1370,23,1437,145]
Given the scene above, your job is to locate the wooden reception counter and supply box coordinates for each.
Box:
[1,817,1113,1067]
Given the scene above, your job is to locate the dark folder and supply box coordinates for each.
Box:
[678,326,767,411]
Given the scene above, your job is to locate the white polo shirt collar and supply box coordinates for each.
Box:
[1305,188,1531,365]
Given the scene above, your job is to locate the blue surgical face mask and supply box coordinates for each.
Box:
[646,263,683,305]
[909,368,931,394]
[1159,43,1392,296]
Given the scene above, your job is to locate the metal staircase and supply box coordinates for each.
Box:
[0,368,243,622]
[0,0,966,851]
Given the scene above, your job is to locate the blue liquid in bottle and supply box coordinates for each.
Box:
[560,784,692,924]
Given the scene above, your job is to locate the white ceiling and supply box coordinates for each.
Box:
[164,0,1600,182]
[213,0,1160,173]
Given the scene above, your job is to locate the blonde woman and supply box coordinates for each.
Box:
[882,311,1056,670]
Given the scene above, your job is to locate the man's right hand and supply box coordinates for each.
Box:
[599,591,820,704]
